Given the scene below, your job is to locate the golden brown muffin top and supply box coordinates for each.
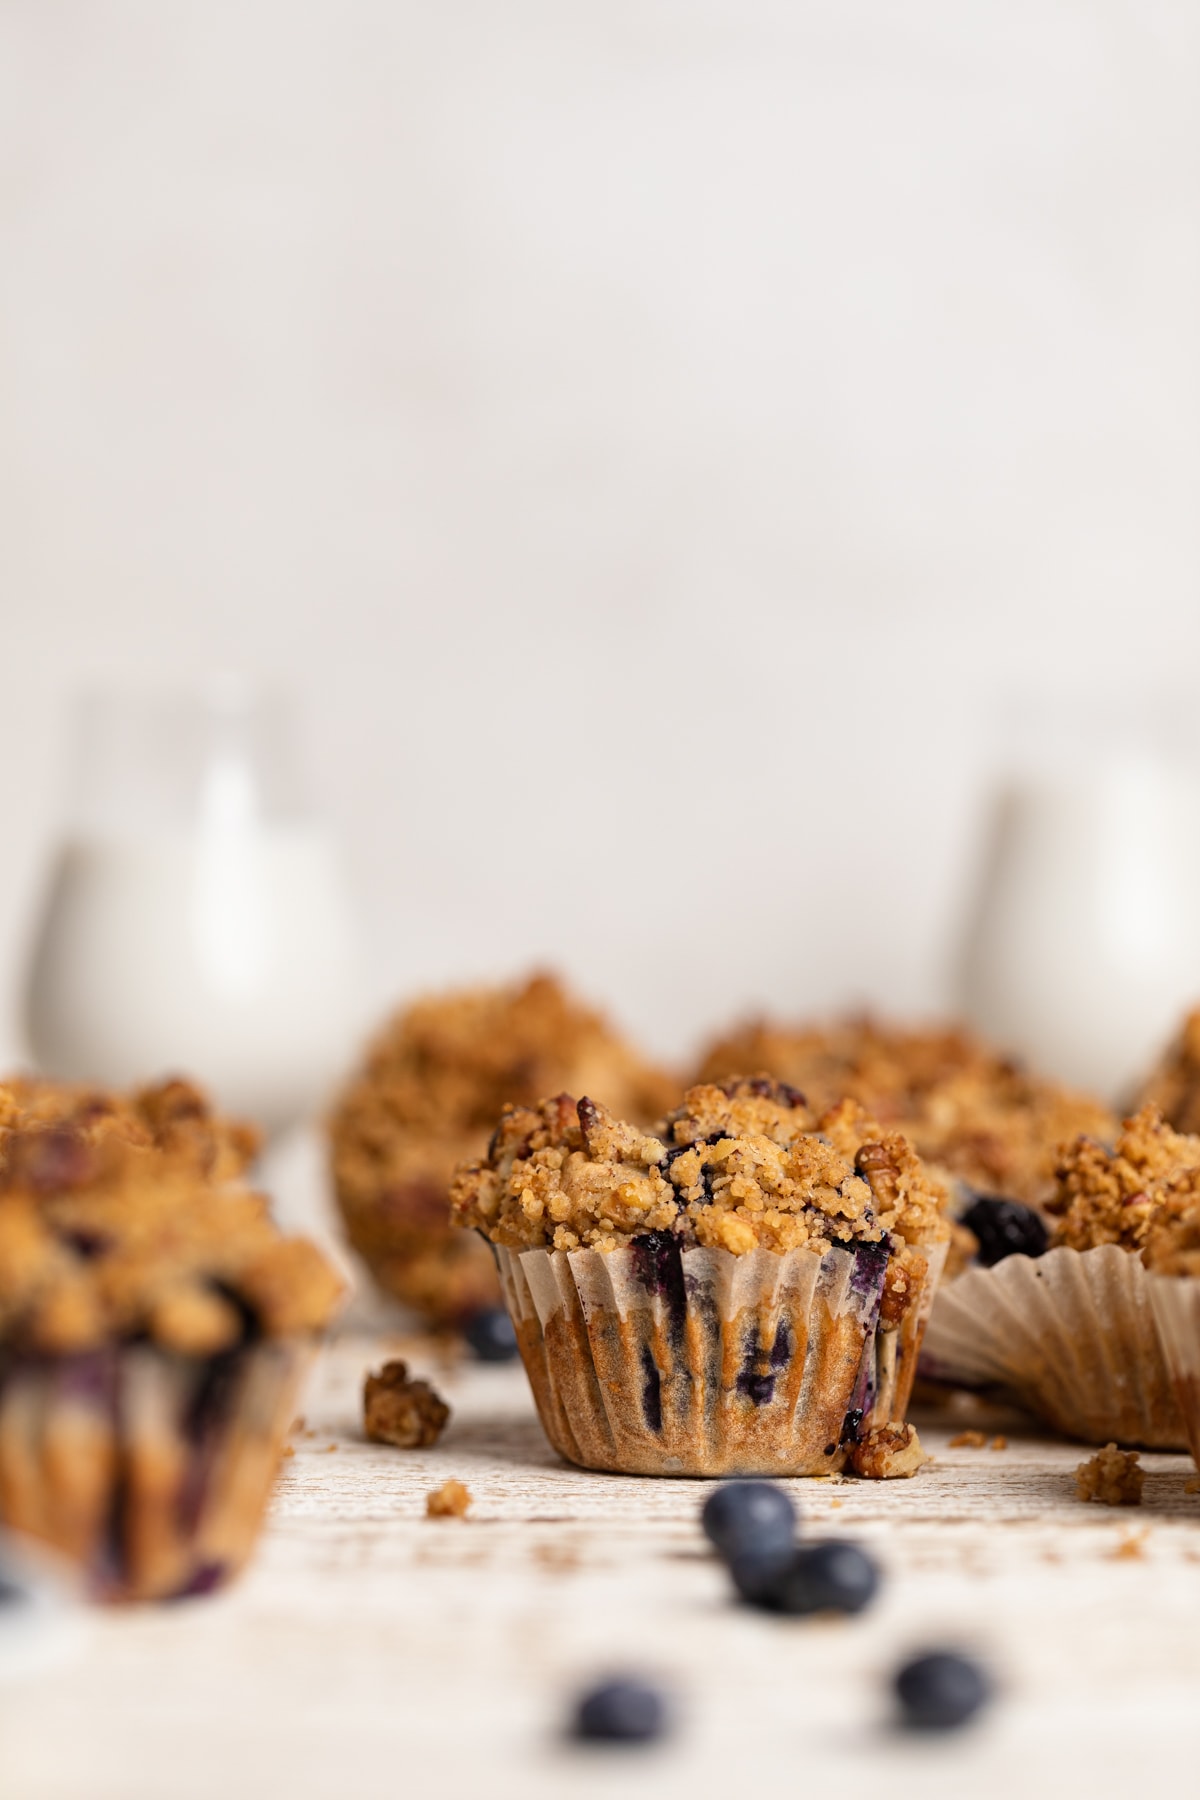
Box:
[1135,1006,1200,1136]
[0,1074,260,1184]
[1046,1105,1200,1258]
[695,1014,1114,1207]
[0,1126,344,1356]
[449,1078,949,1257]
[329,972,677,1205]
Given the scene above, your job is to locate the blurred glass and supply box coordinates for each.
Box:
[24,679,359,1133]
[957,697,1200,1099]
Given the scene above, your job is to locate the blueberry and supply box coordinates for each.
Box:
[960,1195,1048,1267]
[728,1541,795,1603]
[573,1677,668,1743]
[701,1480,797,1563]
[0,1569,27,1606]
[739,1539,880,1616]
[895,1650,991,1729]
[463,1306,519,1363]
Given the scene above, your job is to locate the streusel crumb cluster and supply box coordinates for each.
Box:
[1046,1106,1200,1261]
[450,1078,950,1257]
[0,1074,260,1184]
[0,1123,344,1356]
[696,1016,1114,1207]
[1136,1007,1200,1137]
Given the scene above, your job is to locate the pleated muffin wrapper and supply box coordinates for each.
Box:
[1146,1274,1200,1466]
[921,1243,1187,1448]
[0,1337,313,1602]
[493,1232,947,1477]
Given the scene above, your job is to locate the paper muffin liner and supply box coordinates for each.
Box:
[921,1244,1186,1448]
[0,1339,312,1602]
[1146,1275,1200,1465]
[494,1233,946,1477]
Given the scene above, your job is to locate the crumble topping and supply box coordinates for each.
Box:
[363,1359,450,1448]
[426,1478,472,1519]
[329,973,675,1321]
[0,1074,259,1184]
[0,1128,344,1355]
[846,1422,927,1480]
[696,1015,1114,1207]
[1047,1106,1200,1258]
[1136,1007,1200,1136]
[449,1079,949,1256]
[1075,1444,1144,1506]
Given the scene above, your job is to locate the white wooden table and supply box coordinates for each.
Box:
[2,1324,1199,1800]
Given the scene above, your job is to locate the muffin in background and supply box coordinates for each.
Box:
[451,1077,950,1477]
[0,1074,260,1184]
[696,1014,1115,1212]
[0,1119,344,1601]
[329,973,677,1326]
[1135,1006,1200,1135]
[924,1106,1195,1447]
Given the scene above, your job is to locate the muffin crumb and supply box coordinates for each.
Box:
[364,1359,450,1449]
[1075,1444,1144,1506]
[990,1436,1008,1451]
[426,1478,472,1518]
[948,1429,987,1449]
[847,1422,927,1479]
[1108,1529,1149,1561]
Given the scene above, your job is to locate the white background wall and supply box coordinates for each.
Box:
[1,1,1198,1068]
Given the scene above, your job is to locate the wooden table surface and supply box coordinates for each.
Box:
[2,1322,1198,1800]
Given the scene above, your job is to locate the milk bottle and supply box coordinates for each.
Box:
[24,682,359,1133]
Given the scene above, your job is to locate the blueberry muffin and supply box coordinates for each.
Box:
[924,1106,1197,1446]
[330,974,676,1326]
[450,1078,950,1477]
[0,1121,343,1601]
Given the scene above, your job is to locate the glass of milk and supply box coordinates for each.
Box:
[24,678,360,1134]
[957,700,1200,1101]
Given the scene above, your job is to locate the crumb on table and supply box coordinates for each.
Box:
[991,1436,1008,1451]
[847,1422,927,1480]
[1076,1444,1144,1507]
[427,1479,472,1519]
[364,1359,451,1449]
[948,1430,988,1449]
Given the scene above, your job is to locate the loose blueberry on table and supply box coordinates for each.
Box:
[573,1677,669,1744]
[701,1480,797,1564]
[959,1195,1048,1266]
[0,1570,27,1607]
[463,1306,519,1362]
[736,1539,881,1616]
[894,1650,991,1729]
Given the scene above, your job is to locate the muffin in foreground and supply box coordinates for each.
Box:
[696,1014,1114,1212]
[330,973,675,1327]
[0,1121,344,1601]
[450,1078,950,1477]
[922,1107,1194,1447]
